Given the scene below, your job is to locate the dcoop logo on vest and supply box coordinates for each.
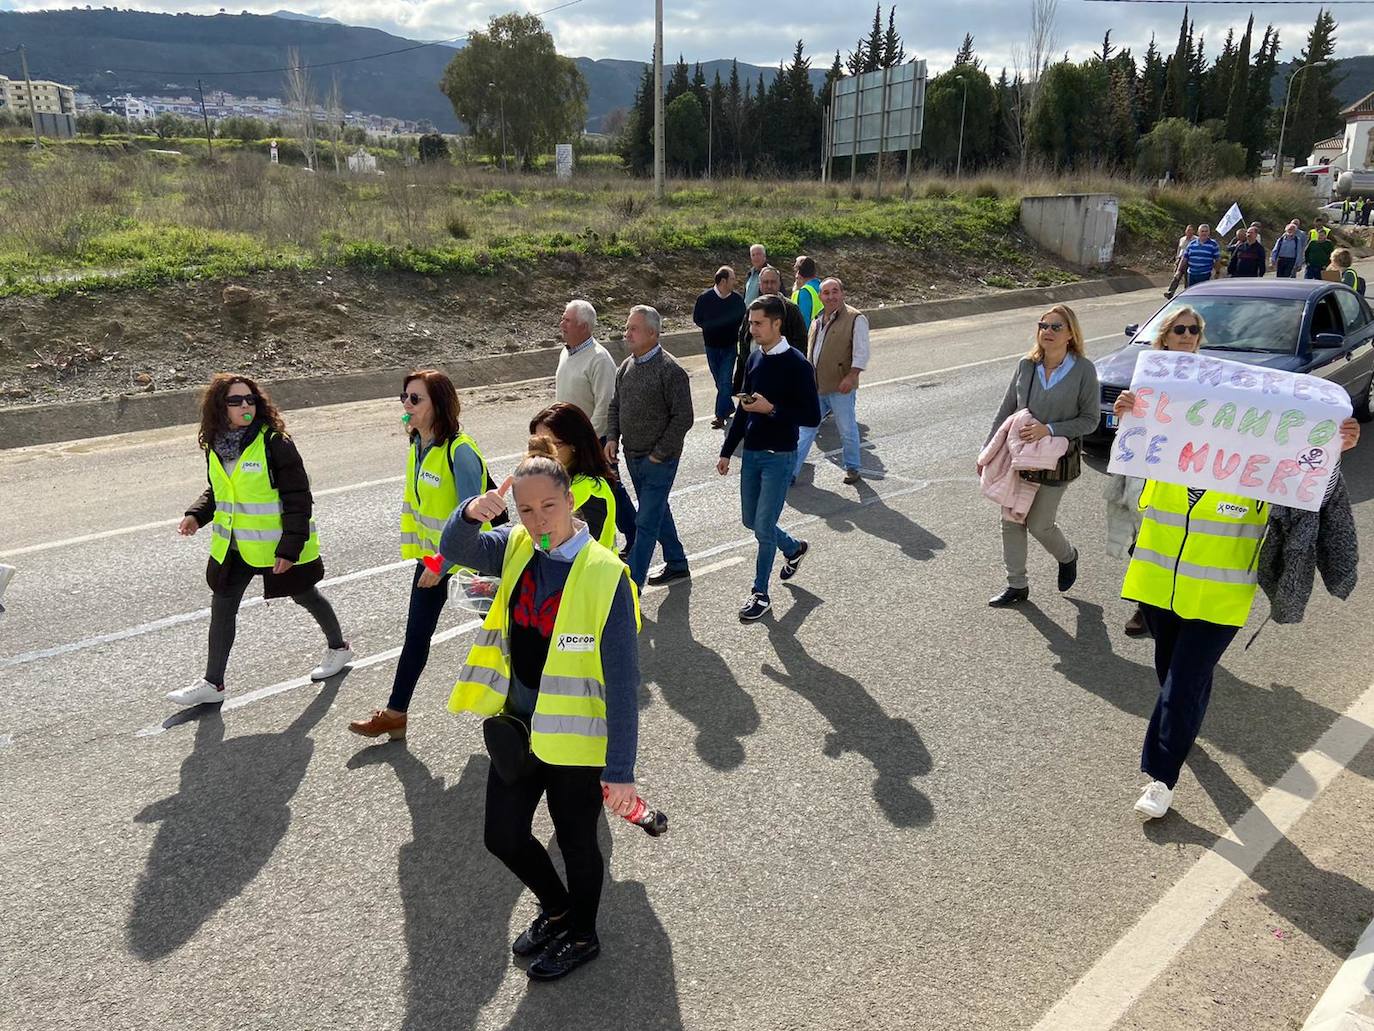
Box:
[241,460,264,474]
[1215,501,1249,518]
[419,470,443,487]
[556,634,596,652]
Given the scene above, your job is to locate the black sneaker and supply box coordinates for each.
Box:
[780,541,809,581]
[512,910,568,958]
[646,565,690,586]
[987,586,1029,608]
[527,934,601,981]
[739,593,771,622]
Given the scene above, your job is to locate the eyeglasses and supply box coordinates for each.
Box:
[400,392,427,405]
[225,395,258,407]
[1171,324,1201,336]
[1037,321,1065,333]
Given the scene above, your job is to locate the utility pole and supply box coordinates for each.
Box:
[196,79,214,160]
[19,44,40,148]
[1276,60,1329,179]
[489,80,507,172]
[707,88,713,179]
[653,0,664,200]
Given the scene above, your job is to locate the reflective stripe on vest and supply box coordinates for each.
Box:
[570,475,617,550]
[791,282,821,327]
[207,430,320,568]
[1121,481,1266,626]
[400,432,488,561]
[448,525,641,767]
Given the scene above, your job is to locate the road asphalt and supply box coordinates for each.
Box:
[3,283,1373,1031]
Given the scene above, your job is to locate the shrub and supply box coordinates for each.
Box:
[445,212,472,239]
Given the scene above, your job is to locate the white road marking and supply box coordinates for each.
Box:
[1303,914,1374,1030]
[1031,677,1374,1031]
[1,328,1125,560]
[132,477,948,736]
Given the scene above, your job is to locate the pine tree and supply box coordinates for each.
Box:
[667,55,692,103]
[708,69,725,176]
[880,6,905,68]
[1160,10,1190,120]
[1188,29,1205,122]
[1098,31,1114,65]
[955,34,978,69]
[618,54,657,176]
[1288,10,1342,165]
[1138,35,1166,132]
[1223,16,1252,144]
[1201,28,1235,124]
[1244,26,1279,172]
[692,61,708,109]
[726,59,744,173]
[847,5,884,76]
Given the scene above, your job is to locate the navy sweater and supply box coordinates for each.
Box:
[439,505,640,783]
[721,343,822,457]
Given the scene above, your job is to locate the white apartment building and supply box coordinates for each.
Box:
[0,75,77,116]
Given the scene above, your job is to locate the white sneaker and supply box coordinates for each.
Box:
[167,679,227,706]
[310,644,353,681]
[1134,780,1174,820]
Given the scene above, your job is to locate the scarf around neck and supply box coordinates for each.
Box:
[212,422,255,462]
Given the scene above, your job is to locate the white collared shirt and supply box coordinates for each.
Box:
[764,339,790,356]
[812,308,870,370]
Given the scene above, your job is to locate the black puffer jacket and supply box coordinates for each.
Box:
[1257,472,1358,623]
[185,421,325,598]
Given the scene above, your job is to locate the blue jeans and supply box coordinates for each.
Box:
[1186,270,1211,288]
[1305,264,1323,280]
[705,345,736,421]
[624,454,687,587]
[794,389,860,477]
[740,448,799,597]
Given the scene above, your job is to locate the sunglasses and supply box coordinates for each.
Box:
[225,395,258,407]
[1171,324,1201,336]
[400,392,427,405]
[1037,321,1065,333]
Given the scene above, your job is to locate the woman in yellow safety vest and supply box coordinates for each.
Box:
[170,373,352,707]
[348,368,488,741]
[1111,388,1360,820]
[444,435,641,982]
[529,401,619,550]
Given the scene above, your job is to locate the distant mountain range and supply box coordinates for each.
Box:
[0,8,825,132]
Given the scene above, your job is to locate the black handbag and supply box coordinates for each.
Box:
[1019,438,1083,485]
[483,714,535,783]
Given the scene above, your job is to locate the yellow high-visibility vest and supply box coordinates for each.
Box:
[400,432,488,561]
[791,281,821,328]
[448,525,640,767]
[207,429,319,568]
[1121,481,1267,627]
[570,474,617,550]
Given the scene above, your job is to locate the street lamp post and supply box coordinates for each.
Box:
[1275,60,1329,179]
[955,76,969,180]
[488,80,506,173]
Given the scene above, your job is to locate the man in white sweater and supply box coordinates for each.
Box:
[555,298,637,550]
[556,299,618,437]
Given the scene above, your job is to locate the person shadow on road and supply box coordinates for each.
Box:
[762,586,935,829]
[346,747,522,1031]
[126,679,341,961]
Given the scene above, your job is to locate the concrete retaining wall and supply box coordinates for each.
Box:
[0,271,1167,451]
[1020,194,1120,268]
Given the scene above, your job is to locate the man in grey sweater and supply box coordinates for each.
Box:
[605,305,695,588]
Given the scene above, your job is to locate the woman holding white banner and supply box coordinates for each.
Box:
[1103,305,1207,637]
[983,305,1101,608]
[1110,385,1360,820]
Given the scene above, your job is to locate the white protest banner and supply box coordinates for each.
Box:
[1217,202,1244,236]
[1106,349,1351,511]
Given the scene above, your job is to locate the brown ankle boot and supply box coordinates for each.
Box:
[1124,606,1148,638]
[349,709,407,740]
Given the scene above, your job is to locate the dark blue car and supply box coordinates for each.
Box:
[1088,278,1374,444]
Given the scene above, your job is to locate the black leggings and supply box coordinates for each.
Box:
[483,758,605,938]
[205,580,345,686]
[386,562,450,712]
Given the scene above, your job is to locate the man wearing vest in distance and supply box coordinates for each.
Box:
[1110,385,1361,821]
[348,369,490,742]
[442,438,641,982]
[791,254,823,330]
[794,277,869,486]
[170,373,351,706]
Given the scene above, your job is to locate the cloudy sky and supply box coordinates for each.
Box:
[1,0,1368,72]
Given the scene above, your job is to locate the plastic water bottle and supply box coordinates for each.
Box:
[604,787,668,837]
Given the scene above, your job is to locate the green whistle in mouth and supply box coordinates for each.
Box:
[242,412,252,421]
[541,533,550,550]
[401,413,411,424]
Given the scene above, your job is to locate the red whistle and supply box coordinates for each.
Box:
[422,554,444,574]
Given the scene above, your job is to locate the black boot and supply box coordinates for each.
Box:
[1057,549,1079,592]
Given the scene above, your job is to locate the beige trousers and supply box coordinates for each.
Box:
[1001,482,1075,589]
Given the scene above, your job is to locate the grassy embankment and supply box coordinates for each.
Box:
[0,142,1321,299]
